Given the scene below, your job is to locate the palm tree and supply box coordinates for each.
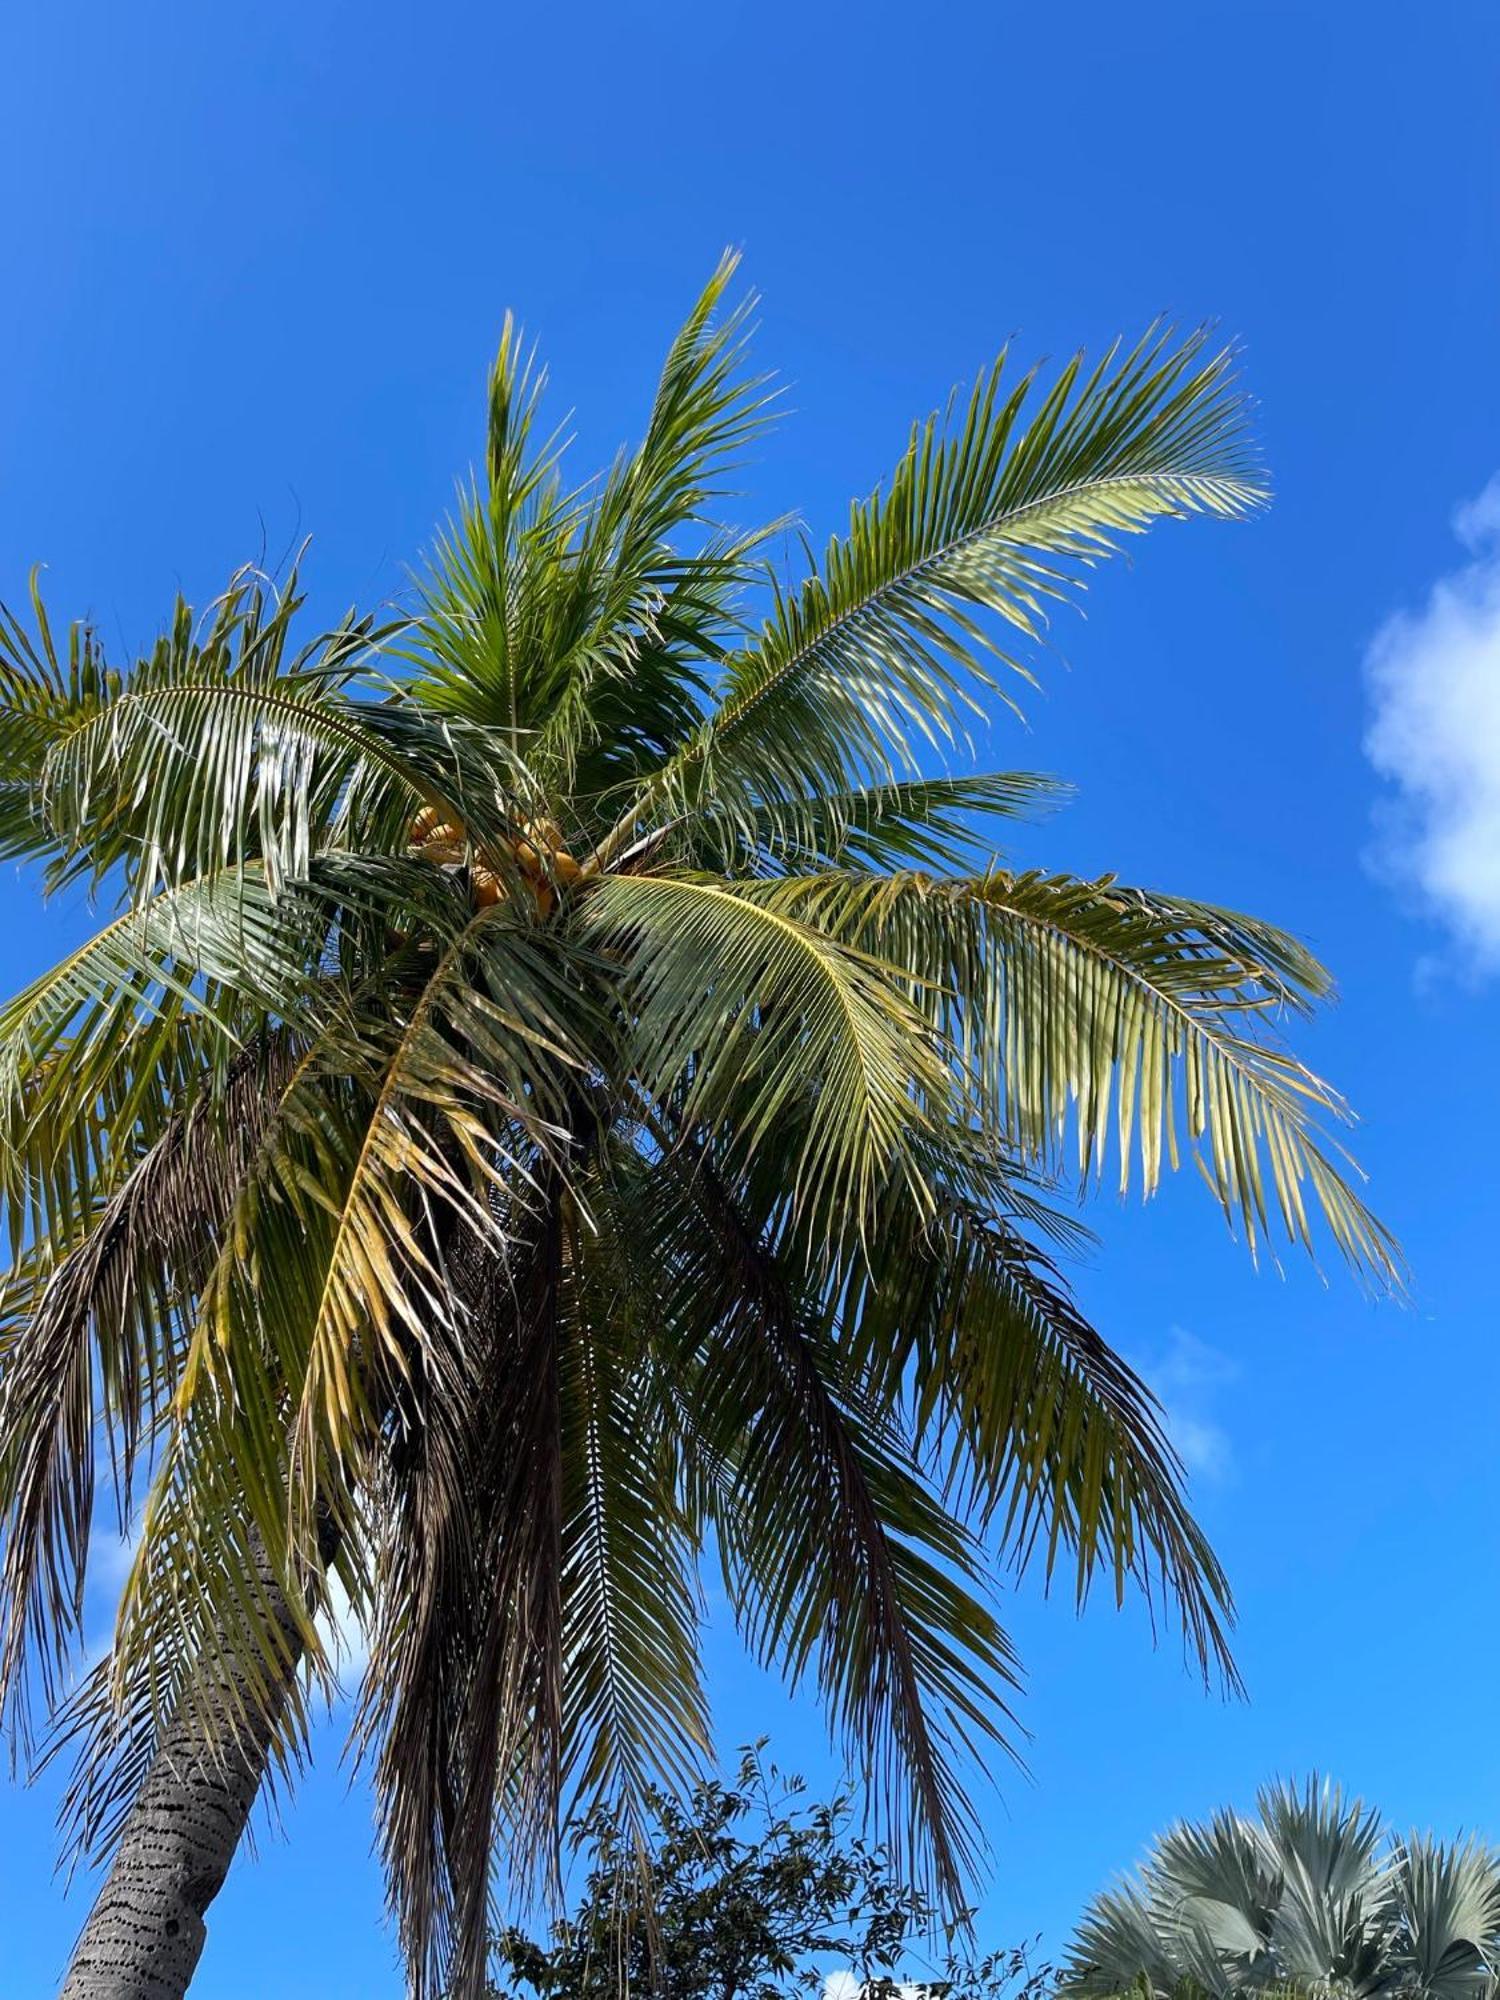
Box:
[1060,1778,1500,2000]
[0,258,1396,2000]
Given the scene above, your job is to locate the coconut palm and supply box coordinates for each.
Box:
[0,258,1396,2000]
[1060,1778,1500,2000]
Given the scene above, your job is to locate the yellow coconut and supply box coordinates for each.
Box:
[409,803,584,915]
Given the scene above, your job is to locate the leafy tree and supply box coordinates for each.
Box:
[0,258,1397,1999]
[1059,1778,1500,2000]
[483,1747,1049,1999]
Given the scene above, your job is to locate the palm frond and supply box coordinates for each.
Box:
[696,768,1070,874]
[25,573,540,904]
[1394,1836,1500,2000]
[849,1180,1236,1686]
[240,906,590,1539]
[1059,1781,1500,2000]
[580,871,945,1235]
[360,1189,572,2000]
[638,1143,1018,1906]
[0,1035,302,1728]
[1145,1807,1280,1966]
[46,1491,331,1876]
[539,250,773,780]
[744,868,1399,1281]
[557,1163,709,1826]
[37,1053,362,1866]
[415,255,774,808]
[0,867,325,1259]
[607,324,1264,861]
[1063,1878,1192,2000]
[0,572,115,871]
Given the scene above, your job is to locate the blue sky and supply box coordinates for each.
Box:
[3,2,1499,1992]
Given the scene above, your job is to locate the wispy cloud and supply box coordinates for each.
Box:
[321,1573,370,1692]
[74,1524,142,1678]
[86,1525,140,1596]
[1145,1327,1238,1486]
[1365,476,1500,972]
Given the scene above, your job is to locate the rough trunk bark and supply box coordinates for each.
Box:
[58,1553,306,2000]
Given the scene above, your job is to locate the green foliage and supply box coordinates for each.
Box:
[484,1747,1049,1999]
[0,257,1399,1996]
[1060,1778,1500,2000]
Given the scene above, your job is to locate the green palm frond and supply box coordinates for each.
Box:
[580,871,948,1234]
[743,868,1398,1280]
[0,867,325,1260]
[695,768,1069,874]
[414,253,774,805]
[593,250,772,557]
[25,574,539,905]
[556,1182,710,1825]
[0,572,115,871]
[605,323,1264,862]
[525,253,773,785]
[852,1183,1236,1685]
[7,574,414,893]
[647,1147,1015,1904]
[706,1344,1016,1909]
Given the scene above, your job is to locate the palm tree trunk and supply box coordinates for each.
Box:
[58,1550,307,2000]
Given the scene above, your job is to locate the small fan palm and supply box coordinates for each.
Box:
[1060,1778,1500,2000]
[0,259,1395,2000]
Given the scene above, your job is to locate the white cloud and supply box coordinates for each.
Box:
[1365,475,1500,970]
[320,1573,370,1693]
[87,1524,140,1595]
[1165,1411,1234,1485]
[74,1524,142,1679]
[1147,1327,1238,1486]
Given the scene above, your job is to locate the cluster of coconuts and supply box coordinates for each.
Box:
[407,804,589,916]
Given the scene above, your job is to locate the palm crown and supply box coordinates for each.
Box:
[1060,1779,1500,2000]
[0,258,1396,1996]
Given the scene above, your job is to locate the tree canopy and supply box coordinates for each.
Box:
[0,257,1397,1995]
[484,1748,1047,2000]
